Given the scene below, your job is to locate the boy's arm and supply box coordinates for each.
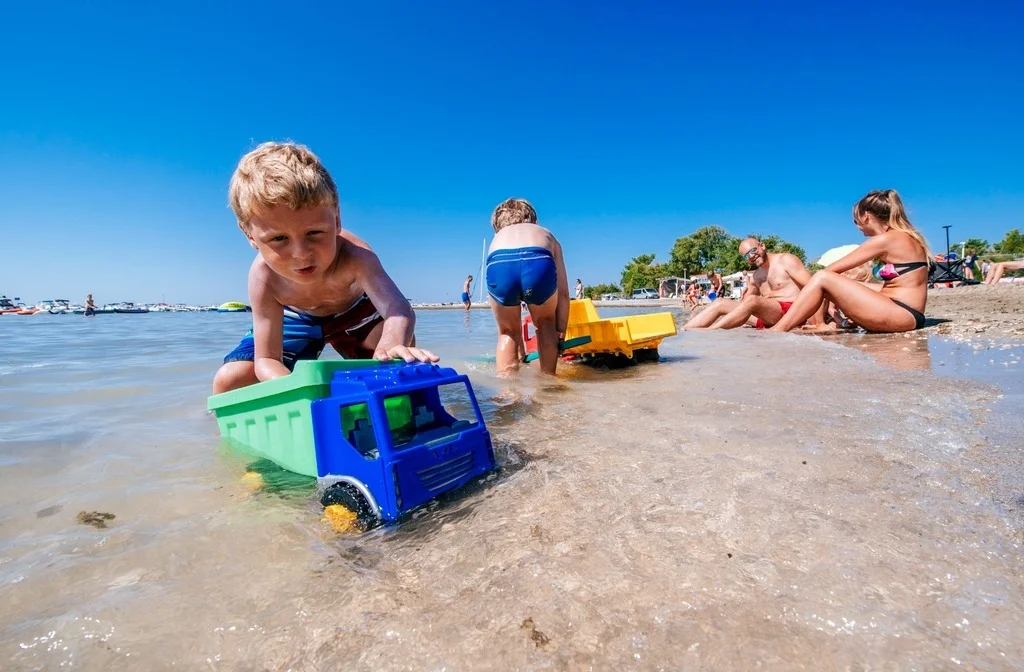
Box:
[249,262,290,382]
[355,248,439,363]
[553,241,570,335]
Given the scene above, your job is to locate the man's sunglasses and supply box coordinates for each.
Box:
[743,247,761,261]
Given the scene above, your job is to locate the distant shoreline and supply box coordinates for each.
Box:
[413,298,685,311]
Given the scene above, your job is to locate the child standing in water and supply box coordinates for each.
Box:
[485,198,569,375]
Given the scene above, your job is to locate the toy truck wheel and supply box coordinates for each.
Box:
[320,482,378,531]
[633,348,660,363]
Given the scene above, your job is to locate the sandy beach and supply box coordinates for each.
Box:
[421,285,1024,340]
[925,283,1024,339]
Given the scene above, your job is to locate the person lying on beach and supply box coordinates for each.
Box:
[485,198,569,375]
[984,259,1024,284]
[683,237,816,330]
[770,189,929,334]
[212,142,437,394]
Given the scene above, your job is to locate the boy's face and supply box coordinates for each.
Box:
[246,205,340,284]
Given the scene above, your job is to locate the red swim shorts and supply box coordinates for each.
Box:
[755,301,794,330]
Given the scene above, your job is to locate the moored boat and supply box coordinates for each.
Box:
[109,302,150,314]
[217,301,251,312]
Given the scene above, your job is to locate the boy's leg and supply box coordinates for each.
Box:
[213,361,259,394]
[489,300,524,374]
[213,310,325,393]
[214,331,261,394]
[526,292,560,375]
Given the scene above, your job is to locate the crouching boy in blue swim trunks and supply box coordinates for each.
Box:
[486,198,569,375]
[212,142,438,394]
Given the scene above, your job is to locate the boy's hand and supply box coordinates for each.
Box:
[374,345,440,363]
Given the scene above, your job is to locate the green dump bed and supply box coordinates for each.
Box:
[207,359,400,477]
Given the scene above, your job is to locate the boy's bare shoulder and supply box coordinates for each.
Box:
[247,255,286,306]
[248,254,275,287]
[335,236,382,275]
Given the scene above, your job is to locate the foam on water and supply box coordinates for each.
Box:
[1,311,1023,669]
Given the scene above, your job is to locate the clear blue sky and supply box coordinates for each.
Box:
[1,1,1021,304]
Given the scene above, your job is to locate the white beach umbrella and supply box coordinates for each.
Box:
[816,244,860,267]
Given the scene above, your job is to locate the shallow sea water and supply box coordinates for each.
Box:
[1,310,1023,670]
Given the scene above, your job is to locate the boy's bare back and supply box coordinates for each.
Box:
[489,222,561,256]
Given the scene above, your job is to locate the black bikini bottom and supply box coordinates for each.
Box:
[891,299,926,330]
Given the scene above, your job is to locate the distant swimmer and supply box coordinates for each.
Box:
[684,238,815,330]
[462,275,473,310]
[85,294,96,317]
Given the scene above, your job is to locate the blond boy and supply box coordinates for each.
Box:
[213,142,436,394]
[486,198,569,375]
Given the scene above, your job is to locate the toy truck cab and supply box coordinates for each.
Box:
[311,363,496,523]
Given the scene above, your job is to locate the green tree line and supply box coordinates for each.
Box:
[589,225,806,297]
[961,229,1024,258]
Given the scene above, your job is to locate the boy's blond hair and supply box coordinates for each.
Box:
[491,198,538,233]
[228,142,338,230]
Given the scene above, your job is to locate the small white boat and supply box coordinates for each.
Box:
[107,302,150,314]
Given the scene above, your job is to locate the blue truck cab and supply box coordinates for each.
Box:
[311,362,496,523]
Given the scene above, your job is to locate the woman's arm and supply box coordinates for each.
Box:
[826,235,890,274]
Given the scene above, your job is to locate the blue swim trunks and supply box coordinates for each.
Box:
[223,294,383,369]
[485,246,558,307]
[461,292,470,303]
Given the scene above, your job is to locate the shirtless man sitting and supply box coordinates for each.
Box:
[683,237,815,330]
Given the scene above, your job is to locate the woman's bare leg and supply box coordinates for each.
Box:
[985,260,1024,284]
[770,271,919,333]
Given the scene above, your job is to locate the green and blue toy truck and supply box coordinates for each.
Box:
[207,360,497,527]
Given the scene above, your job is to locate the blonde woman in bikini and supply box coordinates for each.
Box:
[771,189,929,334]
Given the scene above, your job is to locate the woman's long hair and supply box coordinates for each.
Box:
[854,189,931,259]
